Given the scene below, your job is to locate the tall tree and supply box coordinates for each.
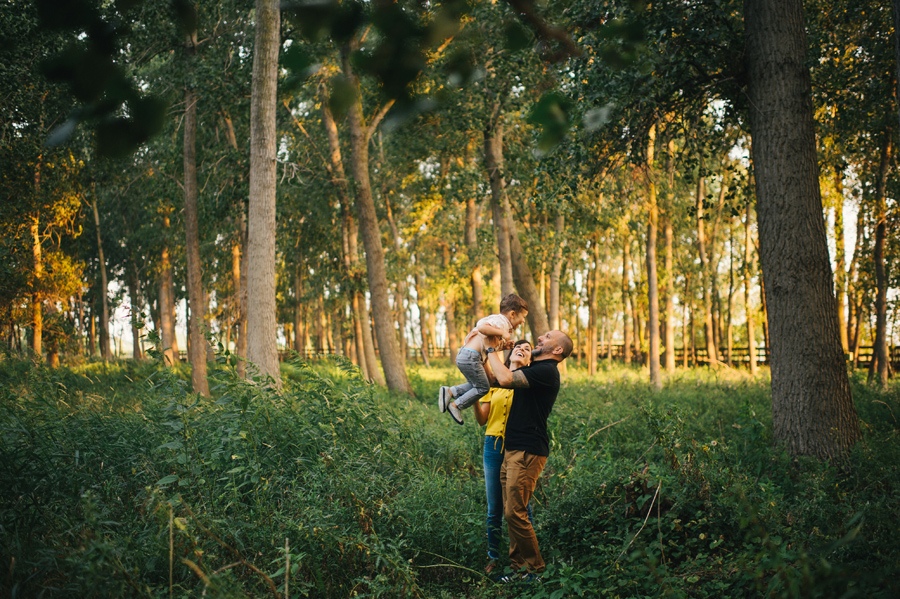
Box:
[744,0,861,458]
[246,0,281,383]
[342,46,412,395]
[182,23,210,395]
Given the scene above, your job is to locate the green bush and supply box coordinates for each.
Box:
[1,358,898,598]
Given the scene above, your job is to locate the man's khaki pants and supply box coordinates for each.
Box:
[501,449,547,572]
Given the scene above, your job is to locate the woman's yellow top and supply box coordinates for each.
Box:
[481,387,515,438]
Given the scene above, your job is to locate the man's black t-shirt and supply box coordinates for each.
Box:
[503,359,560,457]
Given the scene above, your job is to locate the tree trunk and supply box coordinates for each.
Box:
[30,215,42,357]
[183,84,210,396]
[833,168,849,353]
[128,269,143,361]
[414,253,431,367]
[343,47,411,395]
[664,139,677,373]
[465,191,484,321]
[159,216,177,365]
[484,117,514,297]
[383,194,410,364]
[246,0,281,384]
[321,93,379,382]
[442,243,460,357]
[91,197,111,361]
[646,124,662,390]
[869,132,891,386]
[623,235,632,365]
[696,177,718,364]
[745,0,861,458]
[236,214,248,375]
[589,240,599,375]
[548,213,564,330]
[507,210,551,338]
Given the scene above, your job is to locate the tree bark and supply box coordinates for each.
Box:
[833,168,849,353]
[507,209,551,338]
[30,214,42,357]
[246,0,281,384]
[622,235,632,364]
[442,243,460,356]
[321,92,381,383]
[664,139,677,373]
[548,213,565,330]
[869,132,891,386]
[484,116,514,298]
[91,197,111,361]
[745,0,861,458]
[127,269,143,361]
[646,124,662,389]
[696,176,718,364]
[183,83,210,396]
[465,191,484,321]
[159,213,178,365]
[589,239,599,375]
[343,47,411,395]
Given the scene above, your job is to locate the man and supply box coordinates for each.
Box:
[485,329,573,575]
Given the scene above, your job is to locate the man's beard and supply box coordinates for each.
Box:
[531,345,545,357]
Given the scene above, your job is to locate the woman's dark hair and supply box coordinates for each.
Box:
[504,339,532,368]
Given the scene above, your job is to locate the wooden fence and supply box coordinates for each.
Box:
[178,344,899,369]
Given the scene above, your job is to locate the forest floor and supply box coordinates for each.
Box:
[1,354,898,598]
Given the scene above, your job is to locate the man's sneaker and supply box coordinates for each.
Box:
[447,400,464,425]
[438,386,450,413]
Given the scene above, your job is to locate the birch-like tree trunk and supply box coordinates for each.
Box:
[246,0,281,384]
[548,213,565,330]
[664,139,677,373]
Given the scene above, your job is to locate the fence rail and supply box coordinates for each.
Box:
[177,344,899,369]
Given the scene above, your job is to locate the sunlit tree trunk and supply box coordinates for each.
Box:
[589,239,599,375]
[646,124,661,390]
[30,214,42,357]
[623,235,632,365]
[745,0,861,458]
[159,214,178,365]
[246,0,281,384]
[664,139,676,373]
[833,168,849,353]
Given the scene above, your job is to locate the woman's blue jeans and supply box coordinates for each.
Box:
[484,435,533,560]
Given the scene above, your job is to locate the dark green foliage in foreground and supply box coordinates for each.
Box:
[1,357,898,598]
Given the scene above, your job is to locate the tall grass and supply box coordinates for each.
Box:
[1,355,898,598]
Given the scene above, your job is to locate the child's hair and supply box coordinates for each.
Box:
[499,293,528,315]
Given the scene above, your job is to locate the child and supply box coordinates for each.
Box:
[438,293,529,424]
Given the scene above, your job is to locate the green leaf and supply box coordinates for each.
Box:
[156,474,178,486]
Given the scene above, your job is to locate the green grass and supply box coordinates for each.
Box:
[1,354,898,598]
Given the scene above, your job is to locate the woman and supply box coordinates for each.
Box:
[475,339,533,573]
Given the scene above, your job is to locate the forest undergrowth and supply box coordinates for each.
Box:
[1,352,898,598]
